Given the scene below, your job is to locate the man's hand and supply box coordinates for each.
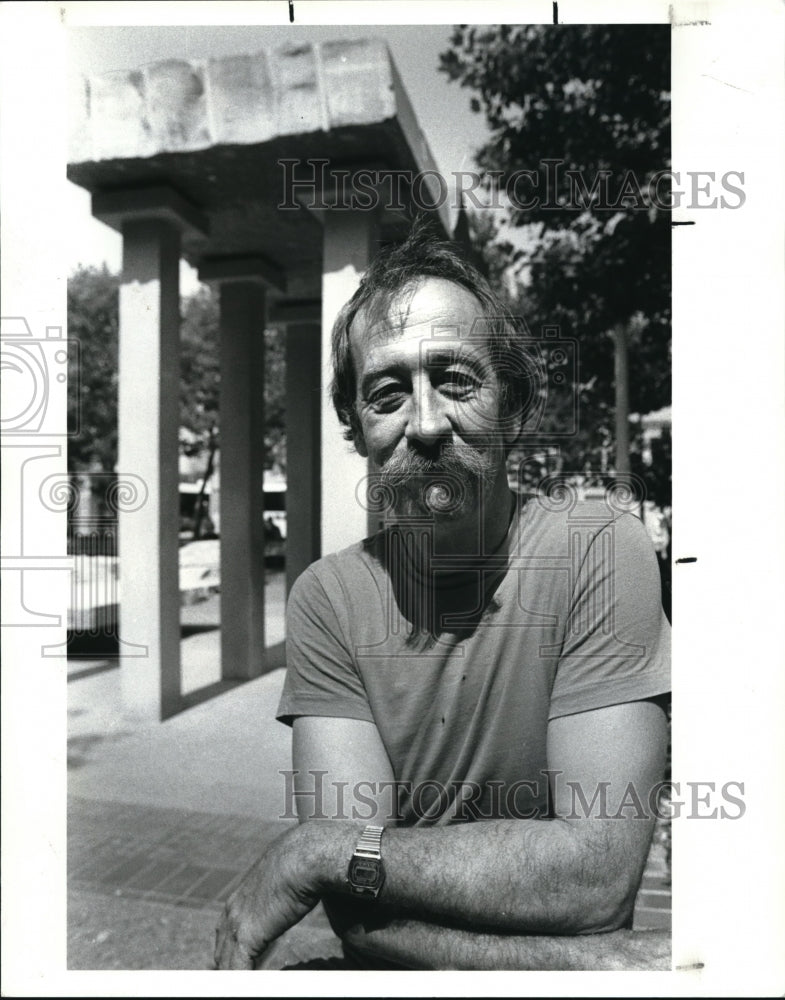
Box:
[214,826,320,969]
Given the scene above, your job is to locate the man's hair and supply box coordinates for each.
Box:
[330,217,536,448]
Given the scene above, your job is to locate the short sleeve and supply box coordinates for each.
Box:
[276,566,375,727]
[548,512,671,719]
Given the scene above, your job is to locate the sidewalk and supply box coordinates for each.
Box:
[67,583,341,970]
[67,589,670,970]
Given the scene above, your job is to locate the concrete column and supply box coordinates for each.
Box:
[321,211,379,555]
[119,219,182,720]
[285,322,321,595]
[200,256,284,681]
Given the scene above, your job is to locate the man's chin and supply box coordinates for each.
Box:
[389,487,476,524]
[390,502,466,524]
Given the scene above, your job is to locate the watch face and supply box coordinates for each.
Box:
[351,861,381,886]
[349,856,385,895]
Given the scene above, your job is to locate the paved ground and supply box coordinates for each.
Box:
[68,655,343,970]
[67,573,671,970]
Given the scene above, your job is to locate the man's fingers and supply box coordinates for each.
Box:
[214,933,254,970]
[214,914,255,970]
[214,913,230,965]
[211,833,317,969]
[224,940,255,970]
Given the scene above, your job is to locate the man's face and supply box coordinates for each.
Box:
[350,277,512,521]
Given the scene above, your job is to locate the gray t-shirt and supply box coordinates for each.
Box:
[277,496,670,826]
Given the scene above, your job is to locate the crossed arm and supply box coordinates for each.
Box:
[215,697,670,970]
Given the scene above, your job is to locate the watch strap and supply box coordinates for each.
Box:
[354,824,384,858]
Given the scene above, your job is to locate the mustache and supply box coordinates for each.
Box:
[376,444,493,490]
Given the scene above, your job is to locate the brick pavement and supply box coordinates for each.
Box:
[68,798,277,911]
[634,831,673,932]
[67,796,342,970]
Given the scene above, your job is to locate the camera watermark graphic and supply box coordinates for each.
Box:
[413,321,579,442]
[2,444,71,629]
[0,458,150,656]
[0,317,80,436]
[38,472,149,657]
[279,771,746,823]
[0,310,151,656]
[279,158,747,213]
[0,314,138,655]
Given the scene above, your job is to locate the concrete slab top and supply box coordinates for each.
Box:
[68,38,449,290]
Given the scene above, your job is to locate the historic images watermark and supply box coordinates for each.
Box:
[39,471,150,657]
[1,314,149,654]
[2,316,80,639]
[0,317,78,436]
[279,770,746,823]
[279,158,747,213]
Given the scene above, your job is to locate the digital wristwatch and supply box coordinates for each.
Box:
[347,824,386,899]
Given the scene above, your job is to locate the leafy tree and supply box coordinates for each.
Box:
[264,325,286,474]
[180,285,220,457]
[67,265,119,475]
[179,286,286,472]
[440,25,671,481]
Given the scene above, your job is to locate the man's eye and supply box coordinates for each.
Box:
[439,371,480,396]
[367,384,405,409]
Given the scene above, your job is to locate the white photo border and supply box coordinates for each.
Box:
[1,0,783,995]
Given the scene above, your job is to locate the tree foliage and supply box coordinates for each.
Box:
[440,24,671,489]
[179,285,220,455]
[67,265,119,475]
[264,323,287,473]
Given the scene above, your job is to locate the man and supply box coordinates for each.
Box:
[215,223,671,971]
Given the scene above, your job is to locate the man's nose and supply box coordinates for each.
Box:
[405,382,451,447]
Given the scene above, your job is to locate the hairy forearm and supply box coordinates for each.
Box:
[308,816,647,937]
[339,911,670,971]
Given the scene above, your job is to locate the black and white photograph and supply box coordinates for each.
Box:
[1,0,783,994]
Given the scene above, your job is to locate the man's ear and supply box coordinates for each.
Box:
[500,401,523,452]
[354,429,368,458]
[351,414,368,457]
[503,419,524,452]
